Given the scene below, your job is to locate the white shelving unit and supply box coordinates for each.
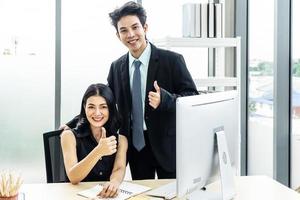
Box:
[152,37,242,174]
[153,37,239,48]
[152,36,241,90]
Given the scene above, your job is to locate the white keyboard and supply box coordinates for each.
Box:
[146,181,176,200]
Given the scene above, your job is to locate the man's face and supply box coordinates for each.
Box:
[117,15,148,58]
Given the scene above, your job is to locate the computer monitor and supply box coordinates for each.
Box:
[176,90,240,199]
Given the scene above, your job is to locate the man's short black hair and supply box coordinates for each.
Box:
[109,1,147,31]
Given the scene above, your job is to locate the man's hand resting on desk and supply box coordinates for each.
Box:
[98,180,120,198]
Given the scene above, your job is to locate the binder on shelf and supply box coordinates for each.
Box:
[215,3,223,38]
[208,3,215,38]
[182,3,196,37]
[182,2,223,39]
[201,3,208,38]
[195,4,201,37]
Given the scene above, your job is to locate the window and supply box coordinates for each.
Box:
[291,0,300,188]
[0,0,55,182]
[60,0,132,180]
[61,0,128,123]
[292,0,300,135]
[248,0,274,177]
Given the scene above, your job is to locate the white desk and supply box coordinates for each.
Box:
[19,176,300,200]
[206,176,300,200]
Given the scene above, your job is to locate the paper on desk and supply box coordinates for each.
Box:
[77,181,151,200]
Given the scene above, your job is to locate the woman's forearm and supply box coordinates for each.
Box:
[109,135,128,185]
[67,147,103,184]
[109,166,126,185]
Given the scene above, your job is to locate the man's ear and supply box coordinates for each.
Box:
[116,32,120,40]
[143,23,148,33]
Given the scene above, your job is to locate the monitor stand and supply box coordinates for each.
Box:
[187,127,236,200]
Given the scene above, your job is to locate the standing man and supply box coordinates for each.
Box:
[108,1,198,180]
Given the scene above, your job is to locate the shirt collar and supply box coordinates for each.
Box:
[128,42,151,68]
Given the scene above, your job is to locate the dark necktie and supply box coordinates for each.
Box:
[131,60,145,151]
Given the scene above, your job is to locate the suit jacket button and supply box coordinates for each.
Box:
[99,171,103,175]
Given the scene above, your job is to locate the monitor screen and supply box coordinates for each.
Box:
[176,90,240,198]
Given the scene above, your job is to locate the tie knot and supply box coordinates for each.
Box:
[134,60,141,69]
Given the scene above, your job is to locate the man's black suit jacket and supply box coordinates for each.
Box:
[107,43,198,173]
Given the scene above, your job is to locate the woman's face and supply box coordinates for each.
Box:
[85,95,109,128]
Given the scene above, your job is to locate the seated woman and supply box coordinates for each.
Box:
[61,83,128,198]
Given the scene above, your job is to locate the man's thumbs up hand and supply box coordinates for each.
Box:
[148,80,161,109]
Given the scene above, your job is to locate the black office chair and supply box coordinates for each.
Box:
[43,130,68,183]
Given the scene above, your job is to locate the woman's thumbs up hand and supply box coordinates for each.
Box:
[97,127,117,157]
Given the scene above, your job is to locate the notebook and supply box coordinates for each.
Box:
[77,181,151,200]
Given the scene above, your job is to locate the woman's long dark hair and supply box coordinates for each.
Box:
[76,83,121,136]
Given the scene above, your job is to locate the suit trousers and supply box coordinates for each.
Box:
[128,131,176,180]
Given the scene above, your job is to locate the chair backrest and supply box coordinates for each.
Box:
[43,130,68,183]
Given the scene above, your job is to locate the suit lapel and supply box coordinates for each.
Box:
[145,43,159,99]
[120,54,132,108]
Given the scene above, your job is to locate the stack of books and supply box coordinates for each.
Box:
[182,2,223,38]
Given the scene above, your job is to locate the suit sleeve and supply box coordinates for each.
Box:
[107,63,114,93]
[158,54,198,112]
[107,63,128,138]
